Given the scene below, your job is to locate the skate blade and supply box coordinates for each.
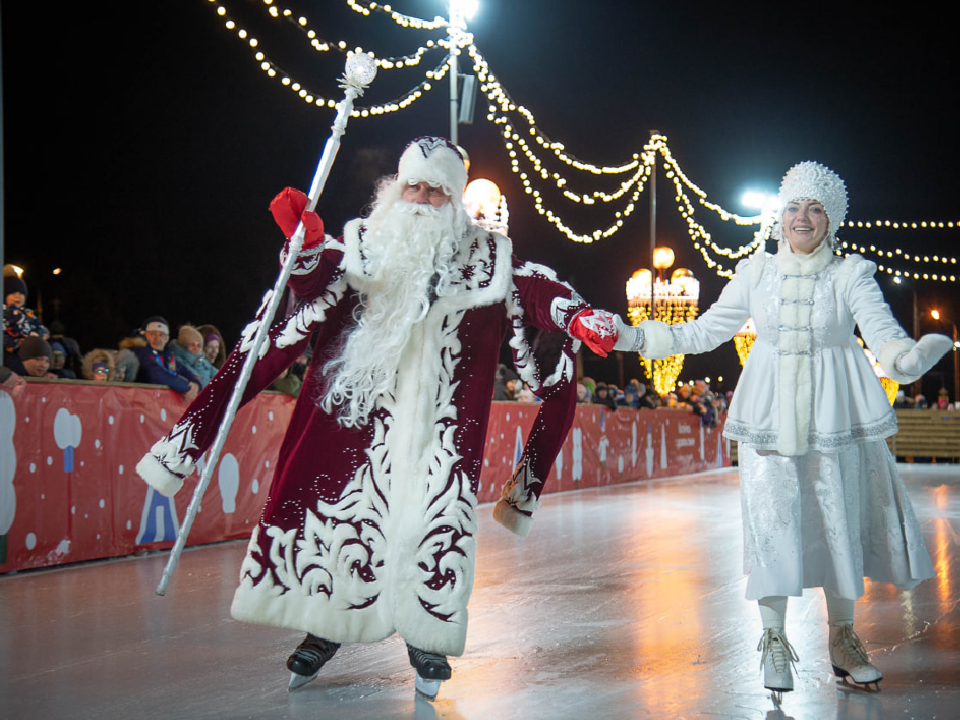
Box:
[288,670,319,690]
[838,676,882,692]
[415,674,442,701]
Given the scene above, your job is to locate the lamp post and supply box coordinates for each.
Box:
[445,1,477,145]
[931,309,959,405]
[648,130,659,313]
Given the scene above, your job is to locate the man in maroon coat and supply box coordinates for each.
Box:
[137,137,637,698]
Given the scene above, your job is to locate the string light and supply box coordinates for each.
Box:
[346,0,449,30]
[205,1,451,114]
[201,0,958,284]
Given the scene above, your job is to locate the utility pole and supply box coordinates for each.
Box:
[447,2,465,145]
[649,130,659,313]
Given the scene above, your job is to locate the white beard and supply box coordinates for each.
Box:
[321,199,463,427]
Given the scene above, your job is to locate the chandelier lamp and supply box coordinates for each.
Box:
[626,248,699,395]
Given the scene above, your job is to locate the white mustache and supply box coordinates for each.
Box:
[394,200,442,218]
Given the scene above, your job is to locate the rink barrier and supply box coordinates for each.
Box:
[0,380,731,574]
[887,409,960,461]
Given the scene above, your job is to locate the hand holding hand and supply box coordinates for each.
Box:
[269,187,325,249]
[568,309,619,357]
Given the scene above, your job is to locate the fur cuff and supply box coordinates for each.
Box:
[136,453,185,498]
[640,320,674,359]
[877,336,918,384]
[493,499,533,537]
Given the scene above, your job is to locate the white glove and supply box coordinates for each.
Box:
[612,315,645,353]
[896,333,953,379]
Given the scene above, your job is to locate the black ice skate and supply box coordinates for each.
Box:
[406,643,452,700]
[286,634,341,690]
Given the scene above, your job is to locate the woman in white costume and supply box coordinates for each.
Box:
[618,161,950,694]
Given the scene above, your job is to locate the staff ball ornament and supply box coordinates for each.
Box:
[343,52,378,92]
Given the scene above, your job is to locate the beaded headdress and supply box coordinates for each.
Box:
[775,161,848,246]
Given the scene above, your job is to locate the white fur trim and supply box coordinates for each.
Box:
[639,320,674,359]
[773,242,826,456]
[493,499,533,537]
[342,221,513,316]
[878,336,919,384]
[508,258,578,393]
[135,452,184,497]
[774,234,834,275]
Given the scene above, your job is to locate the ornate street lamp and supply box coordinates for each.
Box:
[857,338,899,405]
[463,177,509,234]
[734,319,757,367]
[625,248,699,395]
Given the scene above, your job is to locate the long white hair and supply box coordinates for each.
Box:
[320,178,469,427]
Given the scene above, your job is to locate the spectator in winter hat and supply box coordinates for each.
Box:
[593,382,617,410]
[4,274,50,358]
[112,348,140,383]
[48,320,84,378]
[170,324,217,388]
[49,340,77,379]
[197,324,227,369]
[82,348,116,381]
[16,336,57,378]
[4,274,27,308]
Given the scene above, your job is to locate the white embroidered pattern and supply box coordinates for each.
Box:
[238,293,478,640]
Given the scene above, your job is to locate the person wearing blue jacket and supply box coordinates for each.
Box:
[130,316,200,401]
[169,324,218,388]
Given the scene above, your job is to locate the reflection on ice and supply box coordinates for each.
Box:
[0,466,956,719]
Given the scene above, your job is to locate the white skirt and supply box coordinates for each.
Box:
[738,441,934,600]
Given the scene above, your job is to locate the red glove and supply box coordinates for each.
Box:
[568,309,618,357]
[269,187,324,249]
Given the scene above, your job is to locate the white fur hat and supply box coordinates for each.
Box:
[776,161,848,243]
[397,137,468,198]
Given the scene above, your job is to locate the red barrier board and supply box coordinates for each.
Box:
[0,383,729,573]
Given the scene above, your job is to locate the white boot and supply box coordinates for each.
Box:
[829,623,882,688]
[757,628,799,692]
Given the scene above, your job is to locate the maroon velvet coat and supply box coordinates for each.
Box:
[137,220,589,656]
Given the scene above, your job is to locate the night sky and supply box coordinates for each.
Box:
[3,0,958,396]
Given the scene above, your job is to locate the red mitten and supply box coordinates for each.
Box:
[269,187,324,249]
[568,309,618,357]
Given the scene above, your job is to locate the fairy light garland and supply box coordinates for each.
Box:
[345,0,449,30]
[201,0,959,284]
[206,0,454,115]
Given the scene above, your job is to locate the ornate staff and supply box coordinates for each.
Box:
[156,53,378,596]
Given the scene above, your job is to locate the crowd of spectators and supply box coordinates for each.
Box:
[893,388,956,411]
[5,266,955,416]
[2,267,243,400]
[2,300,234,400]
[490,361,732,425]
[573,375,731,424]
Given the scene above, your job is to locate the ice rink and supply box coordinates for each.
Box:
[2,464,957,720]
